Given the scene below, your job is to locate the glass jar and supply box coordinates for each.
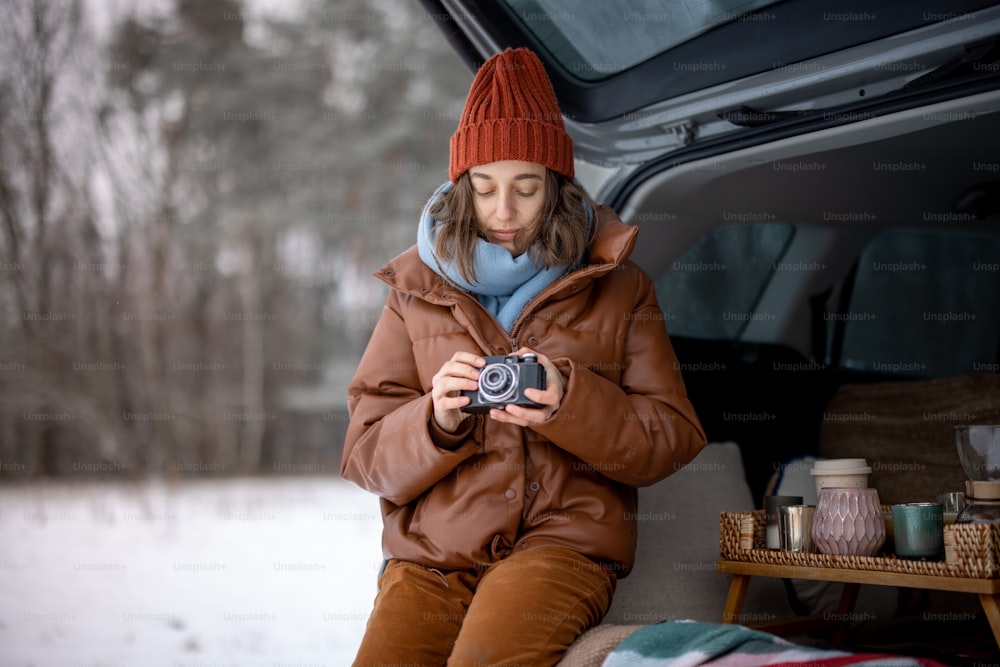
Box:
[955,480,1000,524]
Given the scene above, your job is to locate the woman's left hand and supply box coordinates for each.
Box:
[488,347,565,427]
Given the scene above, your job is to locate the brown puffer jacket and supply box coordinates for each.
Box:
[341,205,706,576]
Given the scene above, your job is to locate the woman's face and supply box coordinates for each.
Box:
[469,160,547,256]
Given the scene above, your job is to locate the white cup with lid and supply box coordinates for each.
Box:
[810,458,872,494]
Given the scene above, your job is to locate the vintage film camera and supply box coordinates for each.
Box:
[460,353,547,414]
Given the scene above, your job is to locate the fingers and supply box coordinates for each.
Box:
[432,353,482,386]
[433,390,470,412]
[432,349,565,428]
[431,371,477,399]
[430,378,474,422]
[488,404,553,427]
[430,352,486,432]
[513,346,564,409]
[522,385,560,406]
[435,352,485,382]
[489,347,563,427]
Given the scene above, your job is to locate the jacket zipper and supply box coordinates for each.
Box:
[507,262,610,352]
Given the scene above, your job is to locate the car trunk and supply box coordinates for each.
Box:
[420,0,1000,497]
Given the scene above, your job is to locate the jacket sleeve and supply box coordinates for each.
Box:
[532,267,707,487]
[340,291,479,505]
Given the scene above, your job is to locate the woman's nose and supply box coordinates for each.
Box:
[495,193,514,221]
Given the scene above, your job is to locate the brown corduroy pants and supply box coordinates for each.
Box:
[352,546,617,667]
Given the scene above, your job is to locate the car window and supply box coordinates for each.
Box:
[654,223,795,339]
[503,0,783,81]
[836,229,1000,377]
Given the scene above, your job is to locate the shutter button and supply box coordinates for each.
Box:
[504,489,517,500]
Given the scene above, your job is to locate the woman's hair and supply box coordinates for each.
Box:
[429,169,597,283]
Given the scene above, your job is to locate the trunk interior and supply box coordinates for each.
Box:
[615,90,1000,499]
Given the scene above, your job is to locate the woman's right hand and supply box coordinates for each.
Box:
[430,352,485,433]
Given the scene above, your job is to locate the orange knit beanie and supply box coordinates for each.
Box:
[449,48,574,183]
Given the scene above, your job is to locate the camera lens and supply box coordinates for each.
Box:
[478,363,517,402]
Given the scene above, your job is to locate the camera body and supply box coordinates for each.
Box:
[461,353,547,414]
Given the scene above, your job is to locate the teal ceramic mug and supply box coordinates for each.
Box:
[892,502,944,560]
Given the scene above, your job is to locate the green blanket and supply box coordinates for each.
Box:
[602,621,949,667]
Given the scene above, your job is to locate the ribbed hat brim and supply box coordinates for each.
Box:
[449,118,574,183]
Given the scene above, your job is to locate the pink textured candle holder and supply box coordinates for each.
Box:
[811,487,886,556]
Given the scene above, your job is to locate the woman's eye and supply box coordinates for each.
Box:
[474,190,494,197]
[517,190,538,198]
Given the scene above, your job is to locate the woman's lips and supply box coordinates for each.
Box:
[491,229,519,242]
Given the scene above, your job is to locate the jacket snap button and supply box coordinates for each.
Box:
[527,337,538,346]
[504,489,516,500]
[528,481,540,492]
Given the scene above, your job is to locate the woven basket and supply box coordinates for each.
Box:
[720,510,1000,579]
[944,522,999,578]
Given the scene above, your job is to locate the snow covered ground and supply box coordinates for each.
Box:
[0,477,383,666]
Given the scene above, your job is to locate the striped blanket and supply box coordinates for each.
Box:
[602,621,949,667]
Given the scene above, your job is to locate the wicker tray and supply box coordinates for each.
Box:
[720,510,1000,579]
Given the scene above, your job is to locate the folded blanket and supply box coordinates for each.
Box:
[602,621,949,667]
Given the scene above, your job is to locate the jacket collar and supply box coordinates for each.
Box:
[375,205,638,301]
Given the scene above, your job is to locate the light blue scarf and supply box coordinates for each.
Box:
[417,181,570,333]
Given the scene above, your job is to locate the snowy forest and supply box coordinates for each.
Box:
[0,0,472,478]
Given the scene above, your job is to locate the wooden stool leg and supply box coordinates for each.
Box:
[831,582,862,644]
[836,582,861,613]
[979,594,1000,650]
[722,574,751,624]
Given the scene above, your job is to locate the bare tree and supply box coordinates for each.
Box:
[0,0,469,479]
[0,0,100,475]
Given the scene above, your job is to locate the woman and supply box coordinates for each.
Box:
[342,47,706,667]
